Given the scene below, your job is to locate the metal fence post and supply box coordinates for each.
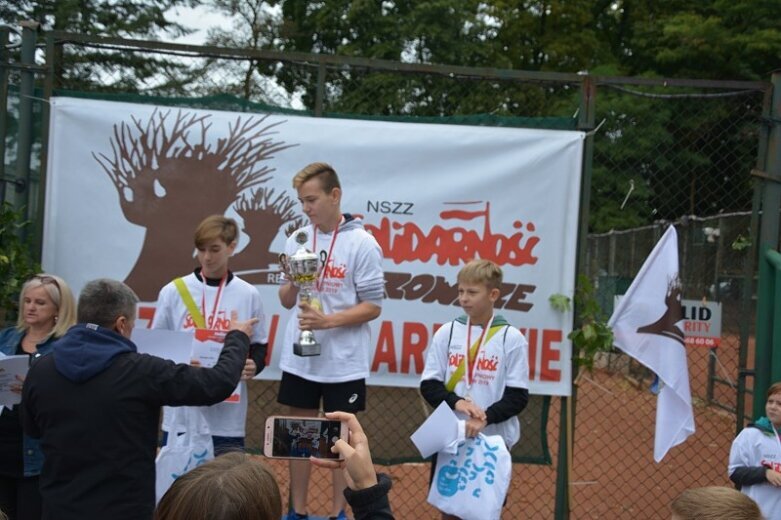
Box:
[32,31,56,259]
[14,21,38,223]
[772,251,781,386]
[752,72,781,420]
[554,73,596,520]
[314,58,326,117]
[737,85,772,430]
[706,217,725,404]
[0,26,11,203]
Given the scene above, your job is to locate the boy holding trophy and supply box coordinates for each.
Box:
[278,162,384,520]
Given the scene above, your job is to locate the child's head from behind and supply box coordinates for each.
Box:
[670,486,761,520]
[193,215,239,278]
[457,260,502,323]
[155,452,282,520]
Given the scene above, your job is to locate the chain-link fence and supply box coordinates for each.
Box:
[567,78,766,517]
[577,212,757,517]
[587,212,755,407]
[1,28,773,519]
[0,25,47,238]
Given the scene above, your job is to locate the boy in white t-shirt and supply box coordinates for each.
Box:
[152,215,268,454]
[420,259,530,520]
[278,162,384,520]
[729,381,781,519]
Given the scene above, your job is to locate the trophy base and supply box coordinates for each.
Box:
[294,341,321,357]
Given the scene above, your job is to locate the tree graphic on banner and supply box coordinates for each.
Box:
[232,187,305,275]
[93,109,298,299]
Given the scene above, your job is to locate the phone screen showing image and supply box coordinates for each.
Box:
[271,418,342,459]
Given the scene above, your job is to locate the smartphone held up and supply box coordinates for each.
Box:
[264,416,348,460]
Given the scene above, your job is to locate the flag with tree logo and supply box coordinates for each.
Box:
[608,226,695,462]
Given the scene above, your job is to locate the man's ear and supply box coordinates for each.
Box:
[227,240,238,255]
[114,315,129,336]
[489,287,501,303]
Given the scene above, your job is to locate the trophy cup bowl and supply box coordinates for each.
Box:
[280,245,326,357]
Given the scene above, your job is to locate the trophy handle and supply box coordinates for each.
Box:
[279,253,293,283]
[319,250,328,266]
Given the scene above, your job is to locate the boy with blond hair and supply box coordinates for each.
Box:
[278,162,384,520]
[670,487,762,520]
[420,259,529,519]
[152,215,268,454]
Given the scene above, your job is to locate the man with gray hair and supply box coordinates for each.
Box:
[22,279,257,520]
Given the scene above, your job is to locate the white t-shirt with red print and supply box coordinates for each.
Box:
[420,315,529,449]
[729,423,781,519]
[279,216,384,383]
[152,271,267,437]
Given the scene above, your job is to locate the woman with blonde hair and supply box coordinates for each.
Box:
[0,274,76,520]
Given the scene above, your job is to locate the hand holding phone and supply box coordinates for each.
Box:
[310,411,378,491]
[264,416,348,460]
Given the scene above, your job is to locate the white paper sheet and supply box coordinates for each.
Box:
[131,328,193,365]
[191,329,241,404]
[0,355,30,406]
[191,329,227,368]
[410,401,466,458]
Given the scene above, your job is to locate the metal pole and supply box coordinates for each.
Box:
[680,221,690,287]
[0,26,12,204]
[314,58,325,117]
[554,73,596,520]
[737,85,772,431]
[32,31,55,261]
[773,251,781,386]
[752,72,781,421]
[14,21,38,222]
[707,217,724,405]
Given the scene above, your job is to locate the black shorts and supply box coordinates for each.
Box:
[277,371,366,413]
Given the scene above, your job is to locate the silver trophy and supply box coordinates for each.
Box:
[279,237,328,357]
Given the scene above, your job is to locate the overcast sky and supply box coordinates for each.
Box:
[164,4,233,45]
[162,4,303,109]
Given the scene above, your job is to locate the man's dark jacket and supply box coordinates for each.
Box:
[21,323,249,520]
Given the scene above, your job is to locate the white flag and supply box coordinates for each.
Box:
[608,225,695,462]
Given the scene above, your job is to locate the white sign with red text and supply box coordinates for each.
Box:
[681,300,722,348]
[43,96,583,396]
[614,296,723,348]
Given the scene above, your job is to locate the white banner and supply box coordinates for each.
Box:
[43,97,583,396]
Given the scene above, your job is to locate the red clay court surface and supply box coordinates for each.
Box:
[255,354,742,519]
[244,331,748,518]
